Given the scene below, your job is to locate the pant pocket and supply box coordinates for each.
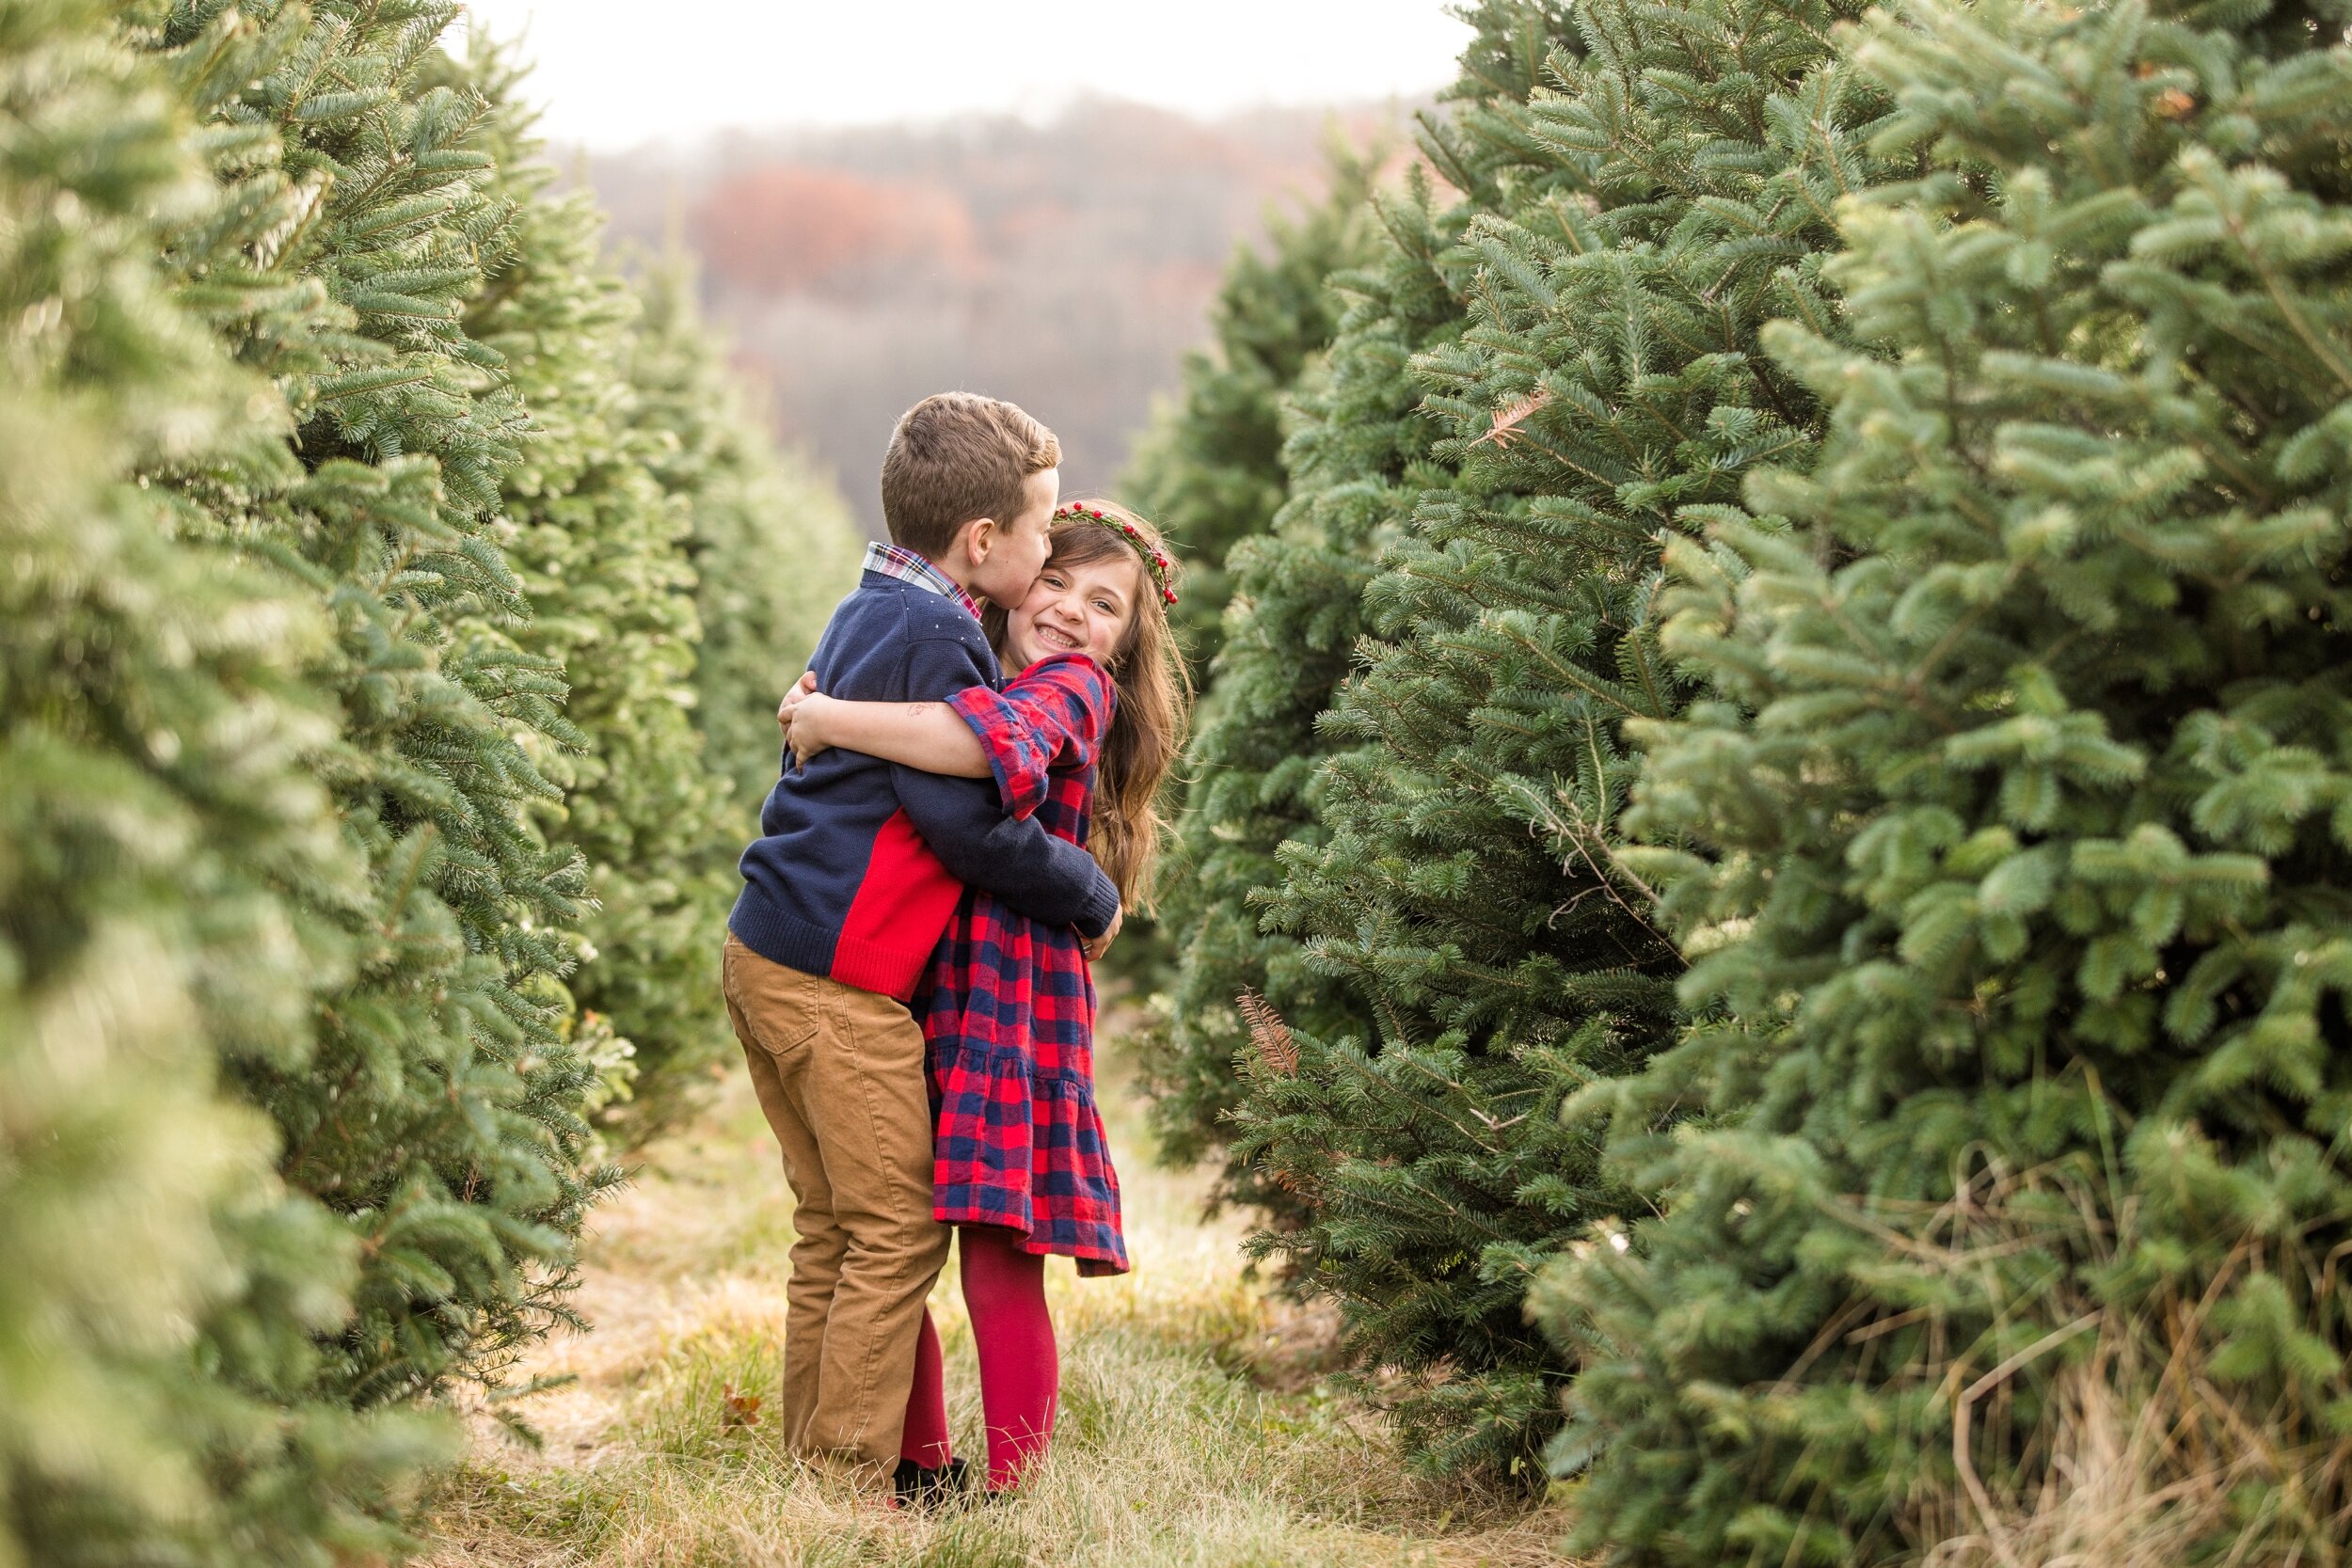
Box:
[759,1011,821,1064]
[724,940,824,1064]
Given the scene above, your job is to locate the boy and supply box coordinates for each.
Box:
[720,393,1120,1495]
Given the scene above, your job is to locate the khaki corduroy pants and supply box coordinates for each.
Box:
[721,934,949,1476]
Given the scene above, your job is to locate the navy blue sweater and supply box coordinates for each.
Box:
[728,571,1120,999]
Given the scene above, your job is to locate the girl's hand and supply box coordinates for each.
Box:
[776,672,832,767]
[775,670,817,730]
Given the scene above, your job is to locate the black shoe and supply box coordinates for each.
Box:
[891,1455,972,1511]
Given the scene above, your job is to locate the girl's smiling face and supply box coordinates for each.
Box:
[1003,551,1142,672]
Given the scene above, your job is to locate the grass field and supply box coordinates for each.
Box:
[418,1035,1568,1568]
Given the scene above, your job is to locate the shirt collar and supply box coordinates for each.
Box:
[864,541,984,623]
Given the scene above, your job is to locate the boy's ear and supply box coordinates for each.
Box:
[958,515,997,567]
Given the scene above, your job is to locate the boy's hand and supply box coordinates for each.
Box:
[1082,906,1123,964]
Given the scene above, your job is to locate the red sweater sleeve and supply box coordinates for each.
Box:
[946,652,1113,819]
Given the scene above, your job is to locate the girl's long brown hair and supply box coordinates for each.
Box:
[983,500,1192,911]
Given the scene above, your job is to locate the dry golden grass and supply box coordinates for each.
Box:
[419,1040,1568,1568]
[1869,1153,2352,1568]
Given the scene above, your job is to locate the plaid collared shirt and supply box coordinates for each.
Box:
[863,541,983,623]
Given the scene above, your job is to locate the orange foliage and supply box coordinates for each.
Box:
[691,165,973,293]
[588,101,1410,532]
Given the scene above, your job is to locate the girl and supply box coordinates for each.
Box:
[776,500,1188,1499]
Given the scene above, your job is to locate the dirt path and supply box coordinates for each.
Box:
[421,1037,1567,1567]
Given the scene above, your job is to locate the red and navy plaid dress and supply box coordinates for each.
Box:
[919,651,1128,1275]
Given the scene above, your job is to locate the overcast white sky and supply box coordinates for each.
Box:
[460,1,1475,149]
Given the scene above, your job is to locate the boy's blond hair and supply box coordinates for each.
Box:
[880,392,1061,560]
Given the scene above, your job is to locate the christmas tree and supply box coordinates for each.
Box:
[1124,145,1381,679]
[1136,157,1470,1203]
[615,252,865,1121]
[1537,0,2352,1560]
[624,257,865,841]
[1231,0,1898,1473]
[1142,0,1618,1241]
[1110,142,1381,992]
[138,0,615,1411]
[458,64,863,1125]
[10,2,846,1559]
[4,4,440,1559]
[459,35,736,1127]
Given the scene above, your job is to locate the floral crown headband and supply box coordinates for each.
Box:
[1056,504,1179,606]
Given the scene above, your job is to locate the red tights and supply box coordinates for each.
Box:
[899,1226,1057,1491]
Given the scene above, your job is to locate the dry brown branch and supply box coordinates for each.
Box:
[1239,989,1299,1077]
[1471,386,1554,449]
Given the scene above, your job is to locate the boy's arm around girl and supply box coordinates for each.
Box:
[889,633,1116,932]
[728,569,1116,1001]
